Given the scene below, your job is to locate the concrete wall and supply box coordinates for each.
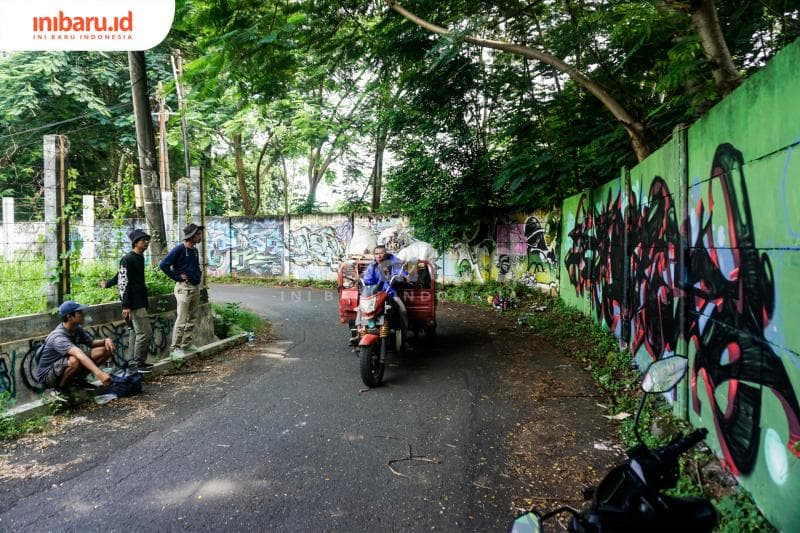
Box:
[0,294,217,405]
[559,40,800,531]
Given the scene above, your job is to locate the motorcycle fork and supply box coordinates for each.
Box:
[379,321,389,363]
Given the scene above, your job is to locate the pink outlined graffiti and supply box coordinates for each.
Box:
[564,142,800,476]
[686,143,800,475]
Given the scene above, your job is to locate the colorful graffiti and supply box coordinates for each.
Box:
[206,218,284,277]
[562,127,800,532]
[6,316,175,398]
[0,353,13,394]
[685,144,800,475]
[438,212,559,288]
[287,216,352,279]
[563,144,800,476]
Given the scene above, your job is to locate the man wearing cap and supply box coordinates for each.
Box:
[101,228,153,369]
[36,301,115,393]
[159,223,204,356]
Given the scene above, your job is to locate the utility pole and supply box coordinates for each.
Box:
[156,81,170,190]
[171,49,191,178]
[157,81,174,243]
[128,51,167,259]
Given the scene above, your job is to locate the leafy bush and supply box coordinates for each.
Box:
[714,489,776,533]
[211,302,265,339]
[0,392,50,441]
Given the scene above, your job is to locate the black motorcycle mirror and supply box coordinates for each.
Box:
[632,356,689,445]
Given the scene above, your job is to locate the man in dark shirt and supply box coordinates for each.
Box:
[36,301,115,393]
[159,223,203,356]
[102,228,153,368]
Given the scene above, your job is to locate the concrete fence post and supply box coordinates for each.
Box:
[81,195,95,261]
[162,190,174,244]
[176,178,189,233]
[2,197,13,261]
[43,134,69,309]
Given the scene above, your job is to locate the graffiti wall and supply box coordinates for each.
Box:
[438,211,560,291]
[559,41,800,531]
[206,217,285,277]
[287,214,353,280]
[0,297,217,405]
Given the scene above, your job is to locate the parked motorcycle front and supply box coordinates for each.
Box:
[511,356,717,532]
[355,274,408,388]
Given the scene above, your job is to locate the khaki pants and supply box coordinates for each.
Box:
[172,282,200,351]
[130,307,153,364]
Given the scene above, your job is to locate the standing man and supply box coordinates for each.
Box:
[37,301,115,396]
[159,223,203,357]
[101,228,153,369]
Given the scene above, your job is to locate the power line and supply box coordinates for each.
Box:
[0,101,133,141]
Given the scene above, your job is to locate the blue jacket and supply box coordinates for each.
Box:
[363,254,407,296]
[159,243,202,285]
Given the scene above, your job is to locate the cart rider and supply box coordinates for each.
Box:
[355,245,409,345]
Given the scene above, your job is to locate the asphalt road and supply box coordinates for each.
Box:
[0,284,614,532]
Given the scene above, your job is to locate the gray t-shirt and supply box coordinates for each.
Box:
[36,324,94,384]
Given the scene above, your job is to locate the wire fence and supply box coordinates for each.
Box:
[0,198,172,318]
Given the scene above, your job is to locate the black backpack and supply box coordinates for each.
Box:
[108,365,143,397]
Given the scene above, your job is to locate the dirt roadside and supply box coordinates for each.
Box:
[437,302,626,527]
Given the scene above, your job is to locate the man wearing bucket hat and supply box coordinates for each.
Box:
[36,301,115,395]
[159,223,204,357]
[101,228,154,369]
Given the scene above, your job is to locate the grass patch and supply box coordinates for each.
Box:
[211,302,267,339]
[0,392,51,441]
[0,259,175,318]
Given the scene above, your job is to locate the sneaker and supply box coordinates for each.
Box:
[170,349,185,359]
[182,345,200,353]
[137,361,154,370]
[348,336,359,347]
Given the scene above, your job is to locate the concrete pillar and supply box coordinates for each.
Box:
[2,197,13,261]
[162,190,174,244]
[43,135,69,308]
[80,195,95,261]
[176,178,189,235]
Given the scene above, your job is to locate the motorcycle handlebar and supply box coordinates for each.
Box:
[657,428,708,465]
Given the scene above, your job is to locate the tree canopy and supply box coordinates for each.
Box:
[1,0,797,246]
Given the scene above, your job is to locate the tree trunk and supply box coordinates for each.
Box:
[688,0,741,96]
[128,51,167,259]
[385,0,651,161]
[233,132,255,215]
[281,157,290,217]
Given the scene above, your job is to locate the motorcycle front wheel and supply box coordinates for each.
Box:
[359,343,384,388]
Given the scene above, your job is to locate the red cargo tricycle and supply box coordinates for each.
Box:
[338,258,437,387]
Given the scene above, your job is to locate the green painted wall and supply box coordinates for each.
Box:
[559,39,800,531]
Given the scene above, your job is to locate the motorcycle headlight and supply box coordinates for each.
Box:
[360,298,377,314]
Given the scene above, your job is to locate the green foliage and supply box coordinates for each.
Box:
[211,302,265,339]
[0,259,174,318]
[714,489,777,533]
[0,392,50,441]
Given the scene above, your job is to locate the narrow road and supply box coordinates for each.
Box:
[0,284,619,532]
